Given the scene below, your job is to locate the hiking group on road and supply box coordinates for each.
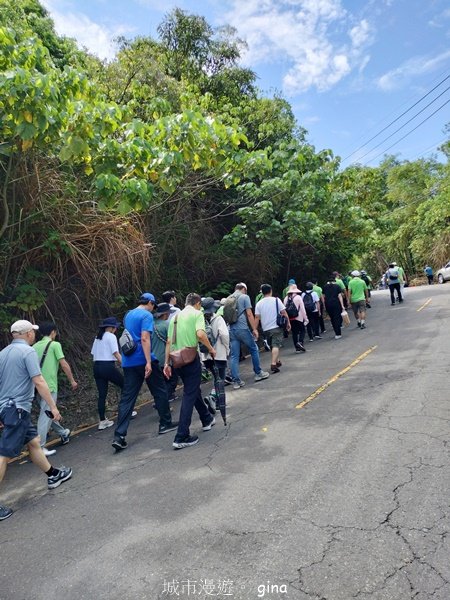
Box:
[0,263,410,521]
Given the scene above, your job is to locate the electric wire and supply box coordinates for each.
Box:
[341,72,450,162]
[363,97,450,165]
[352,84,450,163]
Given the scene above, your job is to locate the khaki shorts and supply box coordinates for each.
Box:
[264,327,284,348]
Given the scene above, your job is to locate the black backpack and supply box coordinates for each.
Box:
[285,294,299,318]
[302,291,315,312]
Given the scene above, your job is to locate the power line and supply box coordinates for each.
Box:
[353,84,450,163]
[341,72,450,162]
[410,137,448,160]
[363,97,450,165]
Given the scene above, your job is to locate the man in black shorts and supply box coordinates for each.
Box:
[0,320,73,521]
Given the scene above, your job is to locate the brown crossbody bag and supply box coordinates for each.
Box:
[168,315,198,369]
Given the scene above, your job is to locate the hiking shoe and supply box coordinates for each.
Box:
[43,447,56,457]
[202,417,216,431]
[112,437,128,452]
[60,429,71,445]
[335,335,342,339]
[314,335,322,339]
[48,466,72,490]
[254,371,269,382]
[270,365,280,373]
[159,422,179,435]
[296,343,306,352]
[98,419,114,430]
[173,435,199,450]
[232,380,245,390]
[0,505,13,521]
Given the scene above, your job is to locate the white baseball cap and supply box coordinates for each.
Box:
[10,320,39,334]
[351,270,361,277]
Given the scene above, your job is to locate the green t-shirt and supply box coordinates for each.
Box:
[348,277,367,303]
[33,336,65,392]
[335,278,346,291]
[167,305,205,351]
[313,284,323,297]
[398,266,405,283]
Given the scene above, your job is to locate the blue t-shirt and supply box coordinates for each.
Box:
[229,293,252,331]
[0,339,41,413]
[122,308,156,367]
[425,266,433,276]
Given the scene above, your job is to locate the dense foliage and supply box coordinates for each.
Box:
[0,1,449,419]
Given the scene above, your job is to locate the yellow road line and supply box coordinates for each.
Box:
[417,298,432,312]
[295,346,378,410]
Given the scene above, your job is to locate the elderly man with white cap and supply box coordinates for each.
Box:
[348,271,369,329]
[0,320,73,521]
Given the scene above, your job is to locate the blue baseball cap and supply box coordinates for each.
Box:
[288,278,296,284]
[140,292,156,303]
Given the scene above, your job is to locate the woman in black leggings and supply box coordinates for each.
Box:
[91,317,124,429]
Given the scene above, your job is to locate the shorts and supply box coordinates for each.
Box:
[0,403,38,458]
[264,327,283,348]
[351,300,366,318]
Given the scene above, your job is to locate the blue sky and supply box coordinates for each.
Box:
[41,0,450,167]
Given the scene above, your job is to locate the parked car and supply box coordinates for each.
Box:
[437,261,450,284]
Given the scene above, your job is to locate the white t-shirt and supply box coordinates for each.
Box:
[255,297,285,332]
[301,290,320,312]
[91,331,119,361]
[168,306,181,321]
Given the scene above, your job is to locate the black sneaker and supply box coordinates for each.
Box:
[361,323,366,329]
[112,437,128,452]
[48,466,73,490]
[173,435,199,450]
[0,505,13,521]
[296,343,306,352]
[158,422,179,435]
[357,322,361,328]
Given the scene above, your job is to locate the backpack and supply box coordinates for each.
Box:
[388,268,399,281]
[222,292,240,324]
[361,273,370,286]
[302,291,315,312]
[285,294,299,318]
[198,318,218,354]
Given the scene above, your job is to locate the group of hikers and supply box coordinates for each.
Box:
[0,263,409,521]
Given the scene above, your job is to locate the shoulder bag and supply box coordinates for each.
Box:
[169,315,198,369]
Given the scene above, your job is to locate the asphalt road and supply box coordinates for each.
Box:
[1,284,450,600]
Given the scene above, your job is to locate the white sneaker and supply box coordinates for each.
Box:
[43,447,56,456]
[254,370,270,382]
[131,410,137,419]
[335,335,342,339]
[98,419,114,430]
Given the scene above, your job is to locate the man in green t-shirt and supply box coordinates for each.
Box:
[34,322,78,456]
[348,271,369,329]
[164,293,216,450]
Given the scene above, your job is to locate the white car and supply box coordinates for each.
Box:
[437,261,450,284]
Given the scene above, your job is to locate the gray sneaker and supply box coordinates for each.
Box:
[232,380,245,390]
[254,370,270,382]
[48,466,73,490]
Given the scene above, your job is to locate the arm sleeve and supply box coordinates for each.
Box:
[25,349,41,378]
[195,312,206,332]
[255,301,261,316]
[107,333,119,355]
[242,294,252,310]
[142,313,154,333]
[53,341,65,361]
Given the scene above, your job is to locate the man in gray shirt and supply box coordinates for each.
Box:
[229,283,269,389]
[0,320,73,521]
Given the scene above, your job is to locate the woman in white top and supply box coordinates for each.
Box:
[91,317,123,430]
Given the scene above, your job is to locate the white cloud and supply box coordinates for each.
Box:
[377,50,450,90]
[223,0,375,94]
[41,0,132,61]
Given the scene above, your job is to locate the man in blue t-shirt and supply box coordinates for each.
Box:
[112,293,178,451]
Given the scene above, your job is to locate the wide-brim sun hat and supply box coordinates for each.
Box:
[287,285,301,294]
[201,297,221,314]
[155,302,171,316]
[99,317,121,328]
